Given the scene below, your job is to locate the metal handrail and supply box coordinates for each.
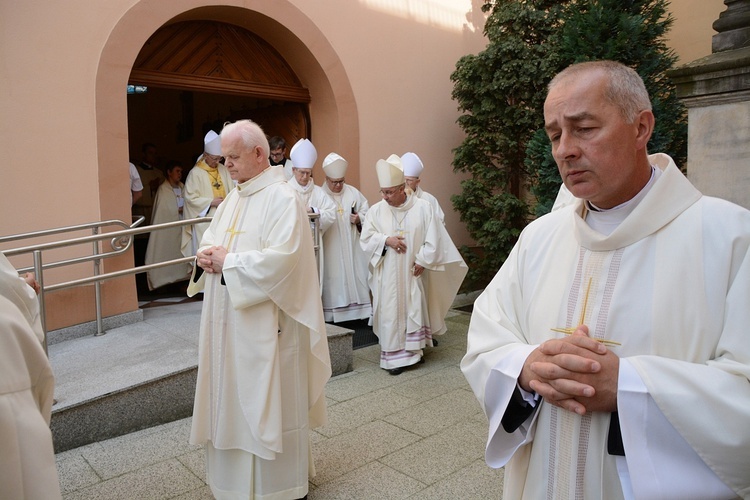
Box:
[1,213,320,353]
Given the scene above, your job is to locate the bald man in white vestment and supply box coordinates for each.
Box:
[461,61,750,499]
[361,155,466,375]
[187,120,331,500]
[320,152,372,322]
[0,253,61,499]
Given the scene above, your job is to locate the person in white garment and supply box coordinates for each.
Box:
[187,119,331,500]
[0,253,61,499]
[144,160,190,290]
[361,154,467,375]
[400,152,445,225]
[288,139,336,231]
[461,60,750,499]
[129,161,143,206]
[288,138,337,287]
[181,130,234,258]
[320,152,371,322]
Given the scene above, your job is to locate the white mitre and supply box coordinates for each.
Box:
[376,154,405,188]
[400,152,424,177]
[204,130,221,155]
[290,138,318,169]
[322,153,348,178]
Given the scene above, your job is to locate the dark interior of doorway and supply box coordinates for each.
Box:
[128,87,308,302]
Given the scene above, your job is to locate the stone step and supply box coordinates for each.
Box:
[48,300,352,452]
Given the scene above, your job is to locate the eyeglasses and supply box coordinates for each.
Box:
[379,186,404,197]
[293,169,312,177]
[327,178,345,186]
[204,154,223,162]
[269,151,284,159]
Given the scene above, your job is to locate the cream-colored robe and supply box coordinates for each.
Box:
[361,194,467,369]
[462,154,750,499]
[188,166,331,499]
[320,183,371,322]
[0,258,61,499]
[288,177,337,289]
[0,253,43,343]
[181,159,233,258]
[287,177,337,234]
[144,180,190,290]
[414,186,445,224]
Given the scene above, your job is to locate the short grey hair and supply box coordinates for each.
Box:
[549,60,652,124]
[222,119,270,157]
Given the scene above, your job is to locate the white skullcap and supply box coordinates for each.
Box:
[400,152,424,177]
[204,130,222,156]
[322,152,348,178]
[376,154,405,188]
[290,139,317,169]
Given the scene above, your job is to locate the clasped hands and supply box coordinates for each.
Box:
[385,236,424,277]
[519,325,619,415]
[196,246,228,274]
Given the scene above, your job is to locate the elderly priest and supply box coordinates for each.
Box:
[187,119,331,500]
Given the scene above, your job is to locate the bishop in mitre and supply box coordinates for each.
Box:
[320,152,371,322]
[361,154,467,374]
[400,151,445,224]
[181,130,234,258]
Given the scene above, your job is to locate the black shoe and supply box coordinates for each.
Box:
[432,339,438,346]
[387,367,404,375]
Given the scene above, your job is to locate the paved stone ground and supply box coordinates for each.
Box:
[55,309,505,499]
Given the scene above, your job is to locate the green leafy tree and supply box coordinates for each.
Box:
[450,0,567,284]
[527,0,687,215]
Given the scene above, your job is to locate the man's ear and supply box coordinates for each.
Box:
[635,110,655,149]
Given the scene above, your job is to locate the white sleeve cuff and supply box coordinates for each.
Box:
[618,359,734,499]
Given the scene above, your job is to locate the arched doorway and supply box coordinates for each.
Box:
[128,20,310,174]
[127,20,313,298]
[95,0,359,315]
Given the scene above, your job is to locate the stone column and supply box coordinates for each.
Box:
[667,0,750,209]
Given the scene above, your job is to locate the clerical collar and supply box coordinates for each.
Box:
[236,165,271,191]
[585,166,661,236]
[290,176,313,193]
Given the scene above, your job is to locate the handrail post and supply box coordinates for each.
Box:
[309,213,320,277]
[33,250,48,356]
[93,226,105,336]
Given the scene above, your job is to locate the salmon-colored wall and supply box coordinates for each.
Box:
[0,0,724,329]
[667,0,725,64]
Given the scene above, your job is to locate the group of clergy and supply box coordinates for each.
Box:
[280,137,468,376]
[147,128,467,377]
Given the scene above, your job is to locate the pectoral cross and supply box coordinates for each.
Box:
[337,205,344,216]
[550,277,621,346]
